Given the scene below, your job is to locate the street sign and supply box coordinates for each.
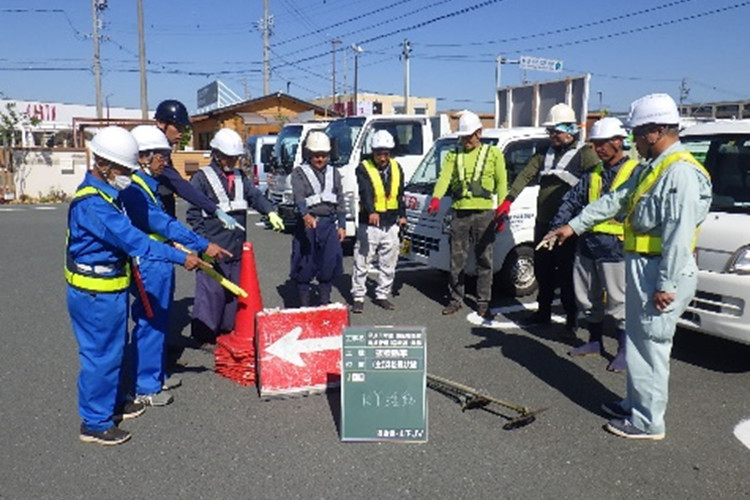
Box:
[341,326,427,442]
[519,56,563,73]
[256,304,348,397]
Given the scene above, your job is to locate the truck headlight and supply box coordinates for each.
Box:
[727,245,750,274]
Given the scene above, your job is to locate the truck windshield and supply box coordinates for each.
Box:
[273,125,303,168]
[325,117,366,166]
[406,137,498,193]
[682,135,750,213]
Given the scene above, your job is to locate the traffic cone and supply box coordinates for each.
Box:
[233,242,263,341]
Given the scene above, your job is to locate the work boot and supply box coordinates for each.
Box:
[374,298,396,310]
[607,329,627,373]
[569,322,604,357]
[351,301,364,314]
[442,301,462,315]
[298,288,311,307]
[477,302,493,320]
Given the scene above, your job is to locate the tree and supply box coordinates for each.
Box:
[0,101,40,173]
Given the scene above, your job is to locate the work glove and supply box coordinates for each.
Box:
[268,211,285,232]
[494,199,512,233]
[427,197,441,215]
[215,209,238,231]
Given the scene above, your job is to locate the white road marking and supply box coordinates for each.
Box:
[465,300,564,329]
[733,418,750,450]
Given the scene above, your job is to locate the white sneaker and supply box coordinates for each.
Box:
[135,392,174,407]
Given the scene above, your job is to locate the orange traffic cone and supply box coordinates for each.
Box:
[233,242,263,340]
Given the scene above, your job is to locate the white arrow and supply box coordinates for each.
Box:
[264,326,342,367]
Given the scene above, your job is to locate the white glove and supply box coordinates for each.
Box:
[215,209,238,230]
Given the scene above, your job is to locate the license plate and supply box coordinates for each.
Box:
[400,237,411,255]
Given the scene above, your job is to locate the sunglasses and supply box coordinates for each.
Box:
[309,151,329,158]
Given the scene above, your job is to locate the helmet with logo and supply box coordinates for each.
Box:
[589,117,628,140]
[209,128,244,156]
[131,125,171,153]
[89,126,140,171]
[543,103,577,127]
[154,99,191,126]
[457,111,482,136]
[370,130,395,150]
[305,131,331,153]
[627,93,680,128]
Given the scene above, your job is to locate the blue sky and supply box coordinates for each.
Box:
[2,0,749,114]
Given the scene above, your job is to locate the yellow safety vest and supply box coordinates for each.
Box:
[589,158,639,237]
[623,151,711,255]
[362,158,400,212]
[130,173,167,242]
[64,186,131,292]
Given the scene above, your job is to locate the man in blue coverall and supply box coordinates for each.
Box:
[120,125,232,407]
[187,128,284,344]
[152,99,239,231]
[544,94,712,440]
[66,126,209,446]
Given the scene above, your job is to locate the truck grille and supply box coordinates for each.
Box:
[684,290,744,317]
[406,232,439,257]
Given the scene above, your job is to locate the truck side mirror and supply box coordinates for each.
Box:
[329,137,340,163]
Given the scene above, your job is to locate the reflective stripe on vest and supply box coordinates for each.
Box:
[589,158,640,237]
[540,143,584,186]
[623,151,711,254]
[454,144,492,199]
[64,186,131,292]
[200,166,248,215]
[300,164,337,207]
[130,173,167,242]
[362,158,400,212]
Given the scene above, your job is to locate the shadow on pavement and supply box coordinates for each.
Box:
[672,328,750,373]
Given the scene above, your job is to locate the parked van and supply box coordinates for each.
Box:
[245,134,276,196]
[400,127,550,296]
[268,115,444,235]
[678,120,750,345]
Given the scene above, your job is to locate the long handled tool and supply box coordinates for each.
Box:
[173,243,248,298]
[426,373,548,430]
[131,258,154,319]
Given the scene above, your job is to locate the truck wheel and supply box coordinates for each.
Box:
[496,245,537,297]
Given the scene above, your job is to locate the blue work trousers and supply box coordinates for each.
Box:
[290,216,343,286]
[622,253,697,435]
[130,258,175,395]
[67,286,129,431]
[192,260,240,335]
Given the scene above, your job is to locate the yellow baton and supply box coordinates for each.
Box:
[173,243,248,298]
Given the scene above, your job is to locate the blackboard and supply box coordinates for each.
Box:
[340,325,427,442]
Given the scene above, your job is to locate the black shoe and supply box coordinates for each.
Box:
[114,400,146,422]
[79,425,131,446]
[477,303,493,319]
[351,301,364,314]
[442,302,462,315]
[517,311,551,326]
[374,299,396,310]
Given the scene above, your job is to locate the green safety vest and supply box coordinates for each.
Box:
[451,144,493,200]
[64,186,131,292]
[623,151,711,255]
[589,158,639,237]
[362,159,400,212]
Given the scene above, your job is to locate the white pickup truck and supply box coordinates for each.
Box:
[678,120,750,345]
[400,127,550,297]
[268,114,442,236]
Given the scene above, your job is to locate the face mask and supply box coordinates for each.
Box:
[143,166,153,177]
[108,174,132,191]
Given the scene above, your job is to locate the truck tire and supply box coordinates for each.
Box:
[496,245,537,297]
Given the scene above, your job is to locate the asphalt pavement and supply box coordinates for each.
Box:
[1,201,749,500]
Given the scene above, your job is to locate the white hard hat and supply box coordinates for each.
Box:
[89,126,140,171]
[210,128,244,156]
[543,103,577,127]
[131,125,171,152]
[305,131,331,153]
[589,117,628,140]
[457,111,482,136]
[371,130,395,150]
[627,93,680,128]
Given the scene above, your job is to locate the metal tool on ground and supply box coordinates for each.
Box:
[173,242,247,298]
[131,257,154,319]
[426,373,548,430]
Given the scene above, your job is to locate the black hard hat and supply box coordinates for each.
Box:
[154,99,190,126]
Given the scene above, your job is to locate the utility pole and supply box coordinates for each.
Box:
[331,39,341,114]
[137,0,148,119]
[352,45,363,116]
[679,77,690,107]
[402,39,411,115]
[261,0,273,96]
[91,0,107,119]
